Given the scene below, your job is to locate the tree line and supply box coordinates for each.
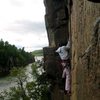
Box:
[0,39,35,76]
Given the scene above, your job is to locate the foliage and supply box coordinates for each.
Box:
[0,39,35,77]
[0,61,51,100]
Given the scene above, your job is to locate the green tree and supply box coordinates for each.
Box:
[0,39,35,77]
[0,61,51,100]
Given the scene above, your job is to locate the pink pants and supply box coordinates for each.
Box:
[62,67,71,91]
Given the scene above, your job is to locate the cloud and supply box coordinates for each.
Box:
[0,0,48,52]
[9,0,23,7]
[24,43,48,52]
[18,43,48,52]
[6,20,46,34]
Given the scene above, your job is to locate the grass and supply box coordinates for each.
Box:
[32,49,43,56]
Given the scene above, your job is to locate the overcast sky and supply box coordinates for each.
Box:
[0,0,48,52]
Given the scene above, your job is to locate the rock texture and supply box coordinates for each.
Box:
[43,0,70,100]
[71,0,100,100]
[43,0,100,100]
[44,0,69,47]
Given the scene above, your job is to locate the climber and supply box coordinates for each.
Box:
[56,40,70,68]
[55,40,71,95]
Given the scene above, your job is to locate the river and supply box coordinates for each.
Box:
[0,64,32,93]
[0,56,43,93]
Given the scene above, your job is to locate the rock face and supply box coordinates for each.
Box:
[88,0,100,3]
[44,0,69,47]
[43,0,70,100]
[43,0,100,100]
[71,1,100,100]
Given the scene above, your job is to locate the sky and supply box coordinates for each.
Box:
[0,0,48,52]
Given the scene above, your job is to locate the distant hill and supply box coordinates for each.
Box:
[32,49,43,56]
